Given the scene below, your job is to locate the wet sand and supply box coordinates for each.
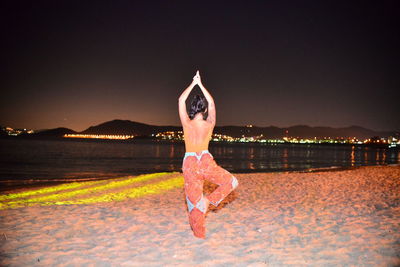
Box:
[1,166,399,266]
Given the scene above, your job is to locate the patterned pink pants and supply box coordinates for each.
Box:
[182,150,238,238]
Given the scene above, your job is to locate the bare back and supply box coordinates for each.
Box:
[182,117,214,152]
[178,71,216,153]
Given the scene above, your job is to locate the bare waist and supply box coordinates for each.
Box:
[183,150,212,161]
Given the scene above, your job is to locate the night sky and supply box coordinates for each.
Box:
[1,1,399,132]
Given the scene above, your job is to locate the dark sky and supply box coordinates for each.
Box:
[1,1,399,131]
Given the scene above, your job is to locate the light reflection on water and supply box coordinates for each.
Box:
[0,139,399,184]
[351,146,355,167]
[212,143,399,173]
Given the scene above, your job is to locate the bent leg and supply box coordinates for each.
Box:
[201,157,239,207]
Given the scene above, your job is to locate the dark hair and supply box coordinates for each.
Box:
[189,94,207,120]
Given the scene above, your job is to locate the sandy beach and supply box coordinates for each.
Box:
[1,165,399,266]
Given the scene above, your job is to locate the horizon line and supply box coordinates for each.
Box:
[2,119,398,133]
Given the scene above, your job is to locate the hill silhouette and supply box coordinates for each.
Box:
[81,120,180,136]
[29,127,77,138]
[25,120,397,140]
[214,125,395,140]
[79,120,395,140]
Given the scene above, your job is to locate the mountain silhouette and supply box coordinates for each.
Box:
[24,120,397,140]
[79,120,395,140]
[81,120,180,136]
[30,127,77,138]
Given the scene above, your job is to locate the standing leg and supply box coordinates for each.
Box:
[201,155,239,207]
[183,158,208,239]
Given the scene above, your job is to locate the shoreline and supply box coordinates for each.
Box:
[1,164,399,194]
[2,135,399,149]
[1,165,399,265]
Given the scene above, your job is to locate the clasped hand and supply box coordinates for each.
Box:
[192,70,202,85]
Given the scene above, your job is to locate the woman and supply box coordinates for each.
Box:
[178,71,239,239]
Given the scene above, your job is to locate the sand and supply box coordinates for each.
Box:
[0,165,399,266]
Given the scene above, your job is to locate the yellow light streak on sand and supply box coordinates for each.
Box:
[0,173,177,209]
[0,180,106,201]
[53,176,184,206]
[3,173,170,205]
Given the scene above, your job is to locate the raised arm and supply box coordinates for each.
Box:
[178,79,196,125]
[195,71,216,125]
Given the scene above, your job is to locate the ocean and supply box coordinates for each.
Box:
[1,138,399,188]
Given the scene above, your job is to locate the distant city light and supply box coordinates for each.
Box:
[63,134,135,140]
[155,131,184,140]
[3,127,34,136]
[153,131,399,148]
[2,126,399,148]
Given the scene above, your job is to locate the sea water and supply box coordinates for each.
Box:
[0,138,399,187]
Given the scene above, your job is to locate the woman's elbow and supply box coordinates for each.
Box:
[178,94,186,102]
